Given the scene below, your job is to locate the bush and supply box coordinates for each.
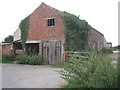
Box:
[2,53,9,61]
[16,54,29,64]
[16,54,43,65]
[29,55,42,65]
[59,52,118,88]
[9,54,16,61]
[2,53,16,61]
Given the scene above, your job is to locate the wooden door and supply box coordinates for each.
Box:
[42,41,50,64]
[42,40,62,64]
[55,41,61,62]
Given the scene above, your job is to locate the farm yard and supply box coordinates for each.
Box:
[2,64,66,88]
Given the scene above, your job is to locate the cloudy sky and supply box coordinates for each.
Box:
[0,0,119,46]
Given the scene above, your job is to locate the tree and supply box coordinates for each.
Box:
[3,35,13,43]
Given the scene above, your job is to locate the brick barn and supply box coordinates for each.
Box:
[13,2,107,64]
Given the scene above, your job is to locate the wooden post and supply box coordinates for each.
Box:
[61,41,65,61]
[48,41,51,64]
[51,41,56,64]
[38,41,42,56]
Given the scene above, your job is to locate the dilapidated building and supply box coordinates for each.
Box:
[13,2,65,64]
[13,2,107,64]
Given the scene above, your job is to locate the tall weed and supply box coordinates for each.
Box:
[60,52,118,88]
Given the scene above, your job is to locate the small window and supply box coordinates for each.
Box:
[2,45,6,49]
[47,18,55,26]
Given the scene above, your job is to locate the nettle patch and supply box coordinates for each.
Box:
[61,12,91,51]
[20,15,30,50]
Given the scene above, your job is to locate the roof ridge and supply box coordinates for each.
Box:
[92,28,103,36]
[40,2,60,12]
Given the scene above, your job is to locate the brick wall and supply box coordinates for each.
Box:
[2,44,12,55]
[27,3,65,41]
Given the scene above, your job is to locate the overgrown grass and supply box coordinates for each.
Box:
[98,48,113,54]
[52,61,67,68]
[59,51,118,88]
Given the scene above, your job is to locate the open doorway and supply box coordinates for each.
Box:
[26,43,39,55]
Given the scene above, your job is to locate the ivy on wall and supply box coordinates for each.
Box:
[19,11,91,51]
[61,12,92,51]
[19,15,30,50]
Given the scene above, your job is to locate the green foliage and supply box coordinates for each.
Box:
[2,53,9,61]
[99,48,113,54]
[2,53,16,61]
[29,55,42,65]
[20,15,30,50]
[16,54,43,65]
[16,54,29,64]
[3,35,13,43]
[1,61,14,63]
[61,12,92,51]
[52,61,67,68]
[60,52,118,88]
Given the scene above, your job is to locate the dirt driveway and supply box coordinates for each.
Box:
[108,53,118,64]
[2,64,66,88]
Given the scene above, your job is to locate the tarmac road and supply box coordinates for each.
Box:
[2,64,66,88]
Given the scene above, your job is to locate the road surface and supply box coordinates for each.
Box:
[2,64,66,88]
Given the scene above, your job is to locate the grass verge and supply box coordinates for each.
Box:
[1,61,14,63]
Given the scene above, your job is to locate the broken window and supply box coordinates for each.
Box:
[47,18,55,26]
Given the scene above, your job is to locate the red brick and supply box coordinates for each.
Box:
[2,44,12,55]
[27,3,65,41]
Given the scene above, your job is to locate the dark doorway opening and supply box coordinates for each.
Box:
[13,42,23,54]
[26,43,39,55]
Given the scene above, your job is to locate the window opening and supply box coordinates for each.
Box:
[47,18,55,26]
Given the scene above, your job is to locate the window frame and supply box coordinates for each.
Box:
[46,17,56,27]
